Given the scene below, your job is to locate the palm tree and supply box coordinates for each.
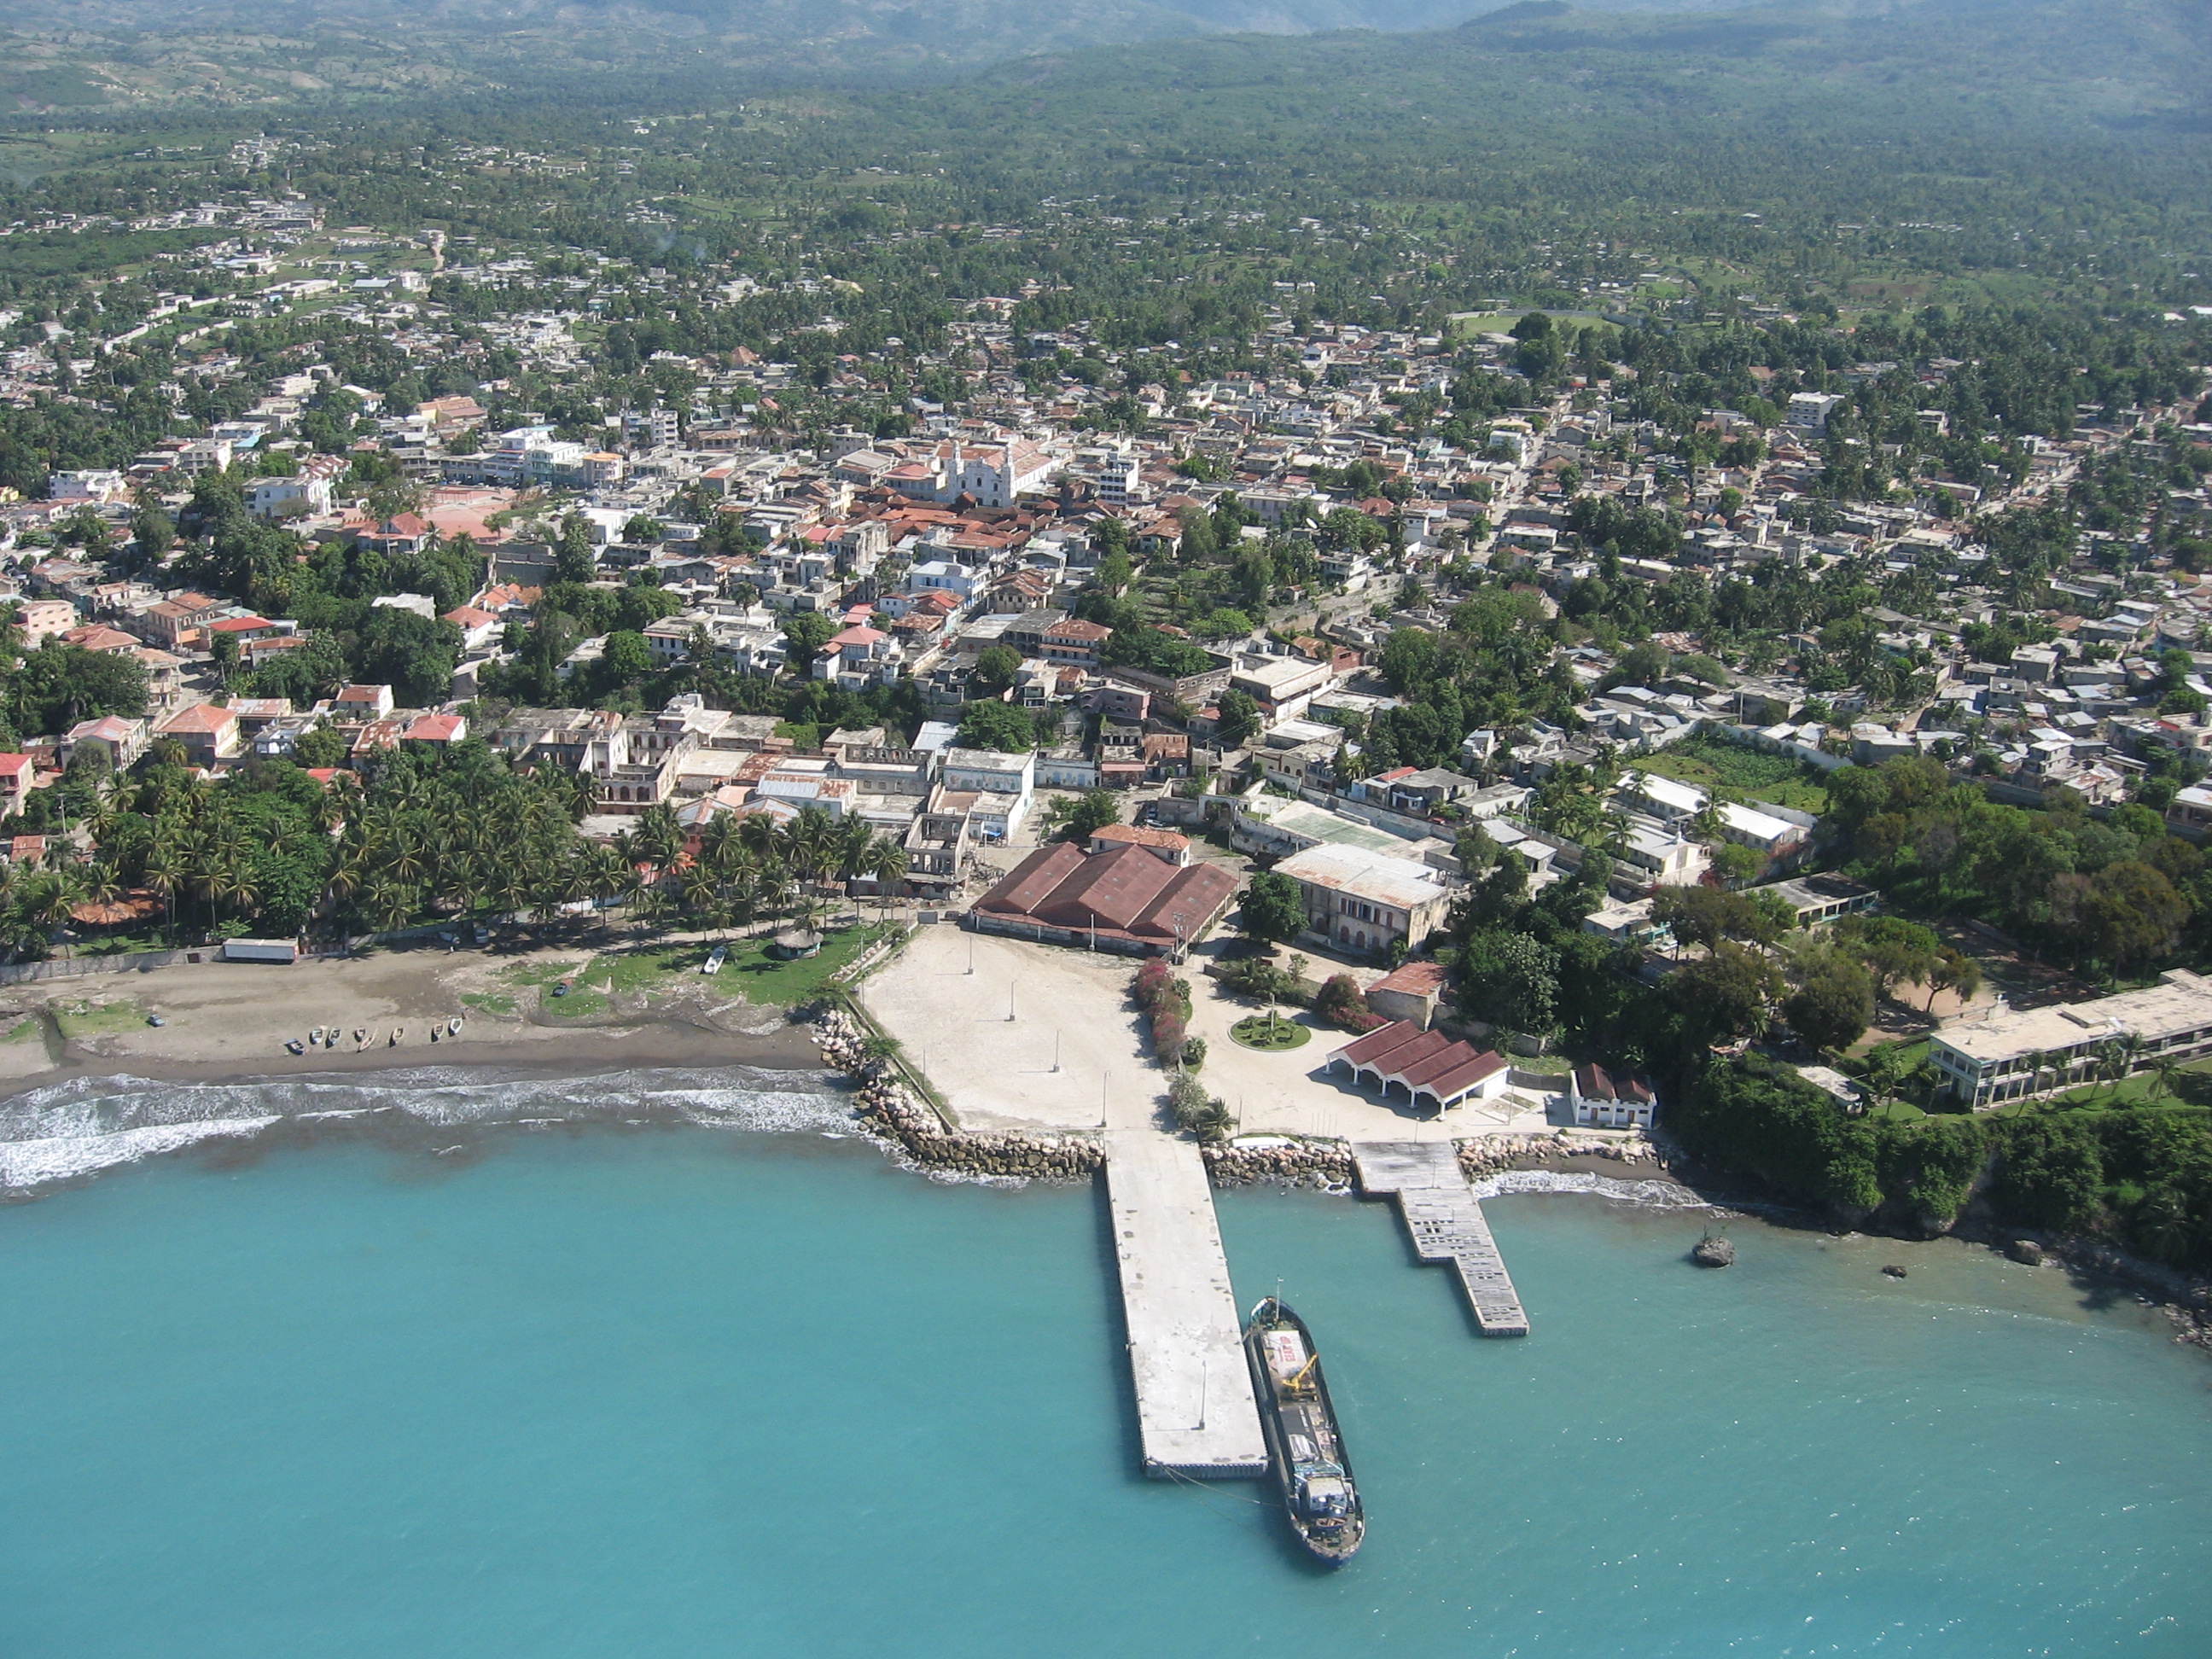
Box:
[362,878,414,937]
[786,806,836,889]
[2116,1030,2144,1092]
[26,870,83,958]
[2024,1049,2067,1098]
[698,812,742,876]
[612,854,650,939]
[487,866,533,926]
[143,839,187,943]
[737,810,784,869]
[831,813,873,884]
[211,859,263,927]
[636,803,684,872]
[678,862,721,931]
[864,836,908,917]
[2146,1054,2185,1103]
[749,864,793,934]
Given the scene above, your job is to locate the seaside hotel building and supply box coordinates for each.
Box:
[1928,969,2212,1107]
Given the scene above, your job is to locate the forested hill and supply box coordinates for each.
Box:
[0,0,1716,108]
[0,0,2203,112]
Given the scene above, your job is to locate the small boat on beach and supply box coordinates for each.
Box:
[1243,1296,1364,1563]
[310,1027,325,1047]
[701,945,728,975]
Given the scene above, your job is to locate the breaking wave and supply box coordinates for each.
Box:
[0,1064,852,1197]
[1471,1167,1717,1210]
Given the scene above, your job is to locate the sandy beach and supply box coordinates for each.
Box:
[0,941,827,1097]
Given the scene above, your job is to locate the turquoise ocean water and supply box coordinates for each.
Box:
[1,1071,2209,1656]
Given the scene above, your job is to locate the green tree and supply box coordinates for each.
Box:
[1378,627,1436,691]
[1214,688,1261,747]
[970,644,1023,693]
[1060,789,1121,840]
[1237,870,1306,946]
[955,700,1039,753]
[1454,926,1561,1036]
[602,630,654,684]
[554,514,597,585]
[352,610,463,708]
[1784,955,1876,1055]
[294,725,348,769]
[3,643,149,737]
[781,611,836,676]
[1669,941,1784,1045]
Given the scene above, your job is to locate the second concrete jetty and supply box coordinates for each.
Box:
[1351,1140,1530,1336]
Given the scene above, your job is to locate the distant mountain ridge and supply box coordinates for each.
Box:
[0,0,2201,115]
[0,0,1813,110]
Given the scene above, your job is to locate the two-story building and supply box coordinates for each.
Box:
[1272,841,1453,958]
[940,747,1036,841]
[1930,969,2212,1108]
[156,702,243,765]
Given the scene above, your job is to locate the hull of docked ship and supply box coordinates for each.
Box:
[1243,1296,1365,1563]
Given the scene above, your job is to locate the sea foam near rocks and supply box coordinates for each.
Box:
[0,1064,849,1196]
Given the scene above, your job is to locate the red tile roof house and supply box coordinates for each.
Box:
[137,592,227,649]
[1363,958,1448,1029]
[440,606,503,651]
[1568,1064,1656,1129]
[342,715,403,758]
[205,614,290,646]
[402,713,469,749]
[155,702,242,765]
[0,753,32,817]
[244,634,314,670]
[969,840,1237,958]
[64,716,148,771]
[61,624,142,656]
[1327,1020,1509,1115]
[333,684,396,719]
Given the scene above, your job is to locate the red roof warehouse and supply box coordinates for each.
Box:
[969,841,1237,957]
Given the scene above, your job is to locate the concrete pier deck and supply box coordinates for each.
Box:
[1352,1141,1530,1336]
[1103,1126,1269,1478]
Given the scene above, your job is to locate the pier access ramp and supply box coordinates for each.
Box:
[1352,1141,1530,1337]
[1103,1127,1269,1479]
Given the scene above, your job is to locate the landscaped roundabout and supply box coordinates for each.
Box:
[1230,1011,1311,1051]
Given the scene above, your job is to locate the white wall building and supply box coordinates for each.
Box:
[940,747,1036,840]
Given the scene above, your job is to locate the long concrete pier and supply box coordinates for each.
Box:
[1103,1127,1269,1478]
[1352,1141,1530,1336]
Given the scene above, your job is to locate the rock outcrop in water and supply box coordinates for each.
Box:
[1691,1236,1735,1268]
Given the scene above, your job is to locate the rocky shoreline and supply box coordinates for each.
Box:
[810,1008,1677,1192]
[1458,1131,1668,1182]
[814,1007,1104,1182]
[816,1006,2212,1351]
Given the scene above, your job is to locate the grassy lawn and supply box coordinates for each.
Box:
[1845,1036,1930,1072]
[73,934,171,958]
[717,923,889,1004]
[1511,1052,1574,1075]
[1865,1098,1930,1122]
[460,992,518,1016]
[1637,735,1831,815]
[52,996,148,1039]
[500,959,585,987]
[3,1015,43,1044]
[527,928,890,1017]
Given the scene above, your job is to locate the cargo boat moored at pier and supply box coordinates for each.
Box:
[1243,1296,1364,1563]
